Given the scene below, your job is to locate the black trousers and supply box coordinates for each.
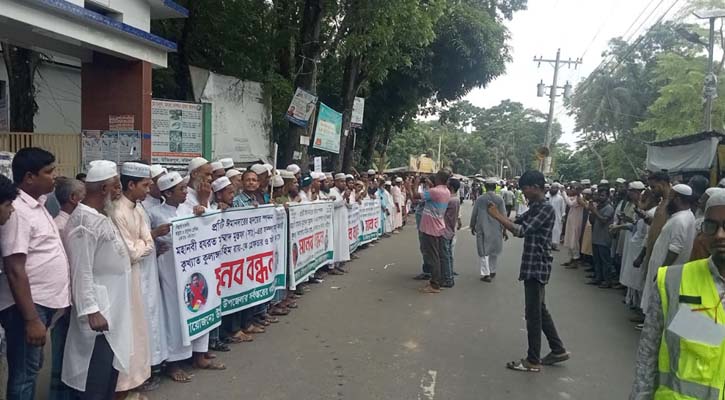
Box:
[419,233,443,289]
[524,279,566,365]
[79,335,118,400]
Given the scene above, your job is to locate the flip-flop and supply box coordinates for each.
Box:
[165,367,192,383]
[193,360,226,370]
[506,359,541,372]
[232,331,254,342]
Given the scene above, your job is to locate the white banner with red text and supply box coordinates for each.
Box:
[287,201,334,288]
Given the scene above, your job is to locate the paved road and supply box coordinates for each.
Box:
[149,203,641,400]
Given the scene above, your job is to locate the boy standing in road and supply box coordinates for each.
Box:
[487,170,570,372]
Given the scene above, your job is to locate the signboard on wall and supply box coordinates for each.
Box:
[351,97,365,128]
[151,100,204,165]
[285,88,318,128]
[313,102,342,154]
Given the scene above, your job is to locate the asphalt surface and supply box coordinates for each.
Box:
[141,202,642,400]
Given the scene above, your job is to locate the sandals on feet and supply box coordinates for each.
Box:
[506,358,541,372]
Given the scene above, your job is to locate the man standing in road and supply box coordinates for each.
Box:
[487,170,569,372]
[413,170,451,294]
[501,184,515,217]
[548,183,566,251]
[471,178,507,282]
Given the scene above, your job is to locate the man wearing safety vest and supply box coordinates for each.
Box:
[631,189,725,399]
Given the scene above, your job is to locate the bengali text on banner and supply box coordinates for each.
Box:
[287,201,334,288]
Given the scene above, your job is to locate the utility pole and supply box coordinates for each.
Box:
[534,49,581,174]
[694,9,725,131]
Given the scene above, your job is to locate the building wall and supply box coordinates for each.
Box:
[0,58,81,134]
[111,0,151,32]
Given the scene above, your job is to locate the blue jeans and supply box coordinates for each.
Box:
[50,312,72,400]
[0,304,58,400]
[441,238,454,283]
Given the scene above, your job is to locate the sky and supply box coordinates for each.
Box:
[463,0,689,148]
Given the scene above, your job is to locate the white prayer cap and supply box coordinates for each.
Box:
[250,164,268,175]
[628,181,646,190]
[334,173,347,181]
[592,184,598,190]
[121,162,150,178]
[158,172,183,191]
[188,157,208,172]
[210,161,224,172]
[599,179,609,185]
[346,174,355,180]
[582,188,592,194]
[212,177,232,193]
[581,179,591,185]
[706,189,725,211]
[220,158,234,169]
[263,163,273,173]
[286,164,301,174]
[367,169,376,175]
[384,181,392,186]
[225,169,241,178]
[238,167,247,172]
[616,178,626,184]
[149,164,166,179]
[706,187,722,197]
[272,175,284,188]
[544,183,551,188]
[280,170,295,179]
[86,160,117,183]
[570,180,578,184]
[672,184,693,197]
[395,177,403,183]
[181,175,190,185]
[485,178,497,184]
[325,172,333,179]
[551,182,561,189]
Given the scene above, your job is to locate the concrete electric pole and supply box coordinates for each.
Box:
[694,9,725,132]
[534,49,581,174]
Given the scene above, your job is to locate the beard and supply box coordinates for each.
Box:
[667,200,679,216]
[103,193,115,215]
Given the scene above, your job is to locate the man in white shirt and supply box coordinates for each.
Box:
[53,177,86,233]
[330,174,352,274]
[548,183,566,251]
[640,184,697,313]
[62,160,133,400]
[184,157,213,211]
[141,164,166,212]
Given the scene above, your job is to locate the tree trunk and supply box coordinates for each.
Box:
[2,43,39,132]
[361,124,383,169]
[335,54,361,172]
[281,0,323,168]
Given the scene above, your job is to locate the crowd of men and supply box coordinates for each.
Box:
[0,147,418,400]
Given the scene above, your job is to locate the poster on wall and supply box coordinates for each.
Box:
[351,97,365,128]
[285,88,318,128]
[82,130,142,171]
[287,202,334,288]
[313,103,342,154]
[151,100,204,165]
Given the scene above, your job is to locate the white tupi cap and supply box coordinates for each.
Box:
[158,172,183,191]
[280,170,295,179]
[367,169,376,175]
[616,178,626,184]
[250,164,268,175]
[220,158,234,169]
[225,169,241,178]
[672,184,693,197]
[286,164,301,174]
[485,178,497,185]
[395,177,403,183]
[121,162,150,178]
[211,177,232,193]
[149,164,166,179]
[706,189,725,211]
[210,161,224,171]
[188,157,208,172]
[334,173,347,180]
[86,160,118,183]
[706,187,723,197]
[272,175,284,188]
[581,179,591,185]
[384,181,392,186]
[628,181,646,190]
[600,179,609,185]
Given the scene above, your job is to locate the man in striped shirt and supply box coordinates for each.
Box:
[413,170,452,294]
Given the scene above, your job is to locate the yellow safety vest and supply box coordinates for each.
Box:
[656,258,725,400]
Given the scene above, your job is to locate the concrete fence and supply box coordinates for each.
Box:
[0,132,81,178]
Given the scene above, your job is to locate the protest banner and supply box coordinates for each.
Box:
[313,102,342,154]
[287,202,334,288]
[360,198,383,244]
[347,203,361,253]
[285,88,318,127]
[351,97,365,128]
[171,206,287,343]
